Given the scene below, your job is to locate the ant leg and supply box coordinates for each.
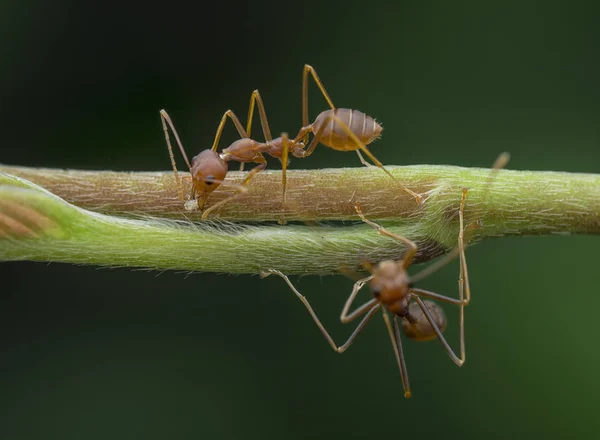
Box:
[240,90,276,173]
[279,133,290,225]
[326,114,423,205]
[340,275,376,323]
[381,310,412,398]
[210,110,249,152]
[409,152,510,285]
[262,269,380,353]
[354,203,418,268]
[295,115,330,159]
[246,90,273,142]
[302,64,336,130]
[409,187,471,302]
[159,110,191,202]
[409,287,465,306]
[355,150,374,167]
[455,187,471,362]
[412,295,464,367]
[200,158,267,220]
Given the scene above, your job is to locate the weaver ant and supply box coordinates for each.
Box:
[159,65,422,223]
[262,152,510,397]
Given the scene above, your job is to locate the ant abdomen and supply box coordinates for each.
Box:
[402,300,447,342]
[313,108,382,151]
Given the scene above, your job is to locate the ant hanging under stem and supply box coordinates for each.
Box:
[159,64,422,224]
[261,152,510,398]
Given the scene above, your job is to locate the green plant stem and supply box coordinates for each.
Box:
[2,163,599,232]
[0,164,599,275]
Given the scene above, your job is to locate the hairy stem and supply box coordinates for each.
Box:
[2,164,599,233]
[0,164,598,275]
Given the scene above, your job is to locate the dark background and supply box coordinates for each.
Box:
[1,1,599,439]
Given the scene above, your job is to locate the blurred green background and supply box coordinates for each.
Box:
[1,1,599,439]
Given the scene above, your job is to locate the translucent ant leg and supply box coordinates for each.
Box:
[381,310,412,398]
[409,286,468,364]
[407,188,472,305]
[200,159,267,220]
[262,269,380,354]
[408,287,465,306]
[302,64,336,129]
[210,110,249,153]
[458,188,470,304]
[456,187,470,362]
[408,153,510,286]
[159,110,192,202]
[279,133,290,225]
[355,150,374,168]
[309,114,423,205]
[353,203,418,269]
[412,295,464,367]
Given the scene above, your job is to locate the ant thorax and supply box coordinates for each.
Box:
[221,138,261,162]
[369,260,411,315]
[265,137,305,160]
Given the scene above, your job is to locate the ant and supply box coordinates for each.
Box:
[261,152,510,398]
[159,64,422,224]
[159,90,289,219]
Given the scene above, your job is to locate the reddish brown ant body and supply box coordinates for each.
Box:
[262,153,510,398]
[159,65,422,223]
[159,90,291,217]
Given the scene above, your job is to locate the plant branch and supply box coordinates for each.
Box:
[2,164,599,234]
[0,164,598,275]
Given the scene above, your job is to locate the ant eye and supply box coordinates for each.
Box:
[372,287,381,297]
[408,282,415,289]
[205,175,215,185]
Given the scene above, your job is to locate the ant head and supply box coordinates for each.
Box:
[402,300,447,342]
[190,150,228,209]
[369,260,410,311]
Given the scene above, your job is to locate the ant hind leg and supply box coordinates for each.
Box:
[326,114,423,205]
[261,269,380,354]
[302,64,336,128]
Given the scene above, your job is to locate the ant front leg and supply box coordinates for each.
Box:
[200,157,267,220]
[262,269,380,354]
[159,110,192,203]
[279,133,290,225]
[354,203,418,269]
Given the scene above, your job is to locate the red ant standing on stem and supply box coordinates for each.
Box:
[262,152,510,398]
[159,65,422,223]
